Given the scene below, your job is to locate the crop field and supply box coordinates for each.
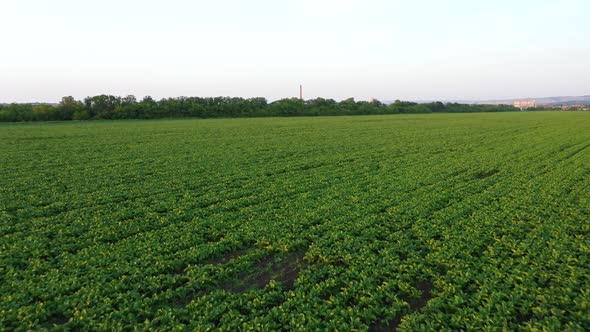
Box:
[1,112,590,331]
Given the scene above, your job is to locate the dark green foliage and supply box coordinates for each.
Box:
[0,95,519,122]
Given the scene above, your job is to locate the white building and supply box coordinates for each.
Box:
[513,100,537,110]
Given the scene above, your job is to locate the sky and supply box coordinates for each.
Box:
[1,0,589,103]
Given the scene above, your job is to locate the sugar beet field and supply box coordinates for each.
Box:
[1,112,590,331]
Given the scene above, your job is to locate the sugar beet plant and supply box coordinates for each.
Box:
[1,112,589,331]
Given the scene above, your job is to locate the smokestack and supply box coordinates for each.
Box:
[299,85,303,100]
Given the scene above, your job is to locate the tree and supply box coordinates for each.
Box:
[72,109,90,120]
[121,95,137,106]
[32,105,57,121]
[83,95,121,119]
[269,98,305,116]
[57,96,84,120]
[338,98,358,114]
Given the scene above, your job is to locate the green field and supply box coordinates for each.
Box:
[1,113,589,331]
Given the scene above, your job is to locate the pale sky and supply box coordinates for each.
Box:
[1,0,589,103]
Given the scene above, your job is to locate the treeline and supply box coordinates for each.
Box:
[0,95,519,122]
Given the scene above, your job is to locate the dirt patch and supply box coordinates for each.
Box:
[369,280,434,332]
[272,252,305,290]
[370,316,402,332]
[42,313,69,328]
[207,248,249,265]
[408,281,434,310]
[223,251,305,292]
[474,169,499,179]
[229,254,277,291]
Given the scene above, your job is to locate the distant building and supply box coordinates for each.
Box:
[513,100,537,110]
[560,105,587,111]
